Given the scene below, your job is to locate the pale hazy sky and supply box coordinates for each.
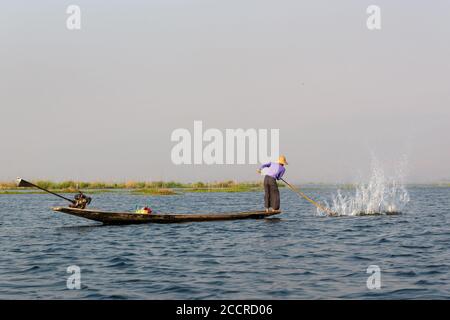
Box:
[1,1,449,183]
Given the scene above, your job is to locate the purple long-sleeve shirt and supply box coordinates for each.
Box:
[260,162,286,180]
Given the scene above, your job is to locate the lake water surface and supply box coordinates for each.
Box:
[0,187,449,299]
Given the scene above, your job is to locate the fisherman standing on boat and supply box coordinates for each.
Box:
[257,156,288,212]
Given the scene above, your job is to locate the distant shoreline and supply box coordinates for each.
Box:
[0,180,448,195]
[0,180,269,195]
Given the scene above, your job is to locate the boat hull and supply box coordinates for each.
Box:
[52,207,281,225]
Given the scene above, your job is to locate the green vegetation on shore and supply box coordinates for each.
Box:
[1,180,449,196]
[0,180,269,195]
[131,188,178,195]
[182,182,264,193]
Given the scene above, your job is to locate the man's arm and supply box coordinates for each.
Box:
[259,162,271,170]
[275,166,286,180]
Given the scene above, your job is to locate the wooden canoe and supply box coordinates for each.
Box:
[52,207,281,225]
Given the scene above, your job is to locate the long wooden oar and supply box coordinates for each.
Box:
[280,178,337,216]
[16,178,76,205]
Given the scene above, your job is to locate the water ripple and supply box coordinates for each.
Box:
[0,187,449,299]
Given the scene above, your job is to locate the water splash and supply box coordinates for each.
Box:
[320,157,410,216]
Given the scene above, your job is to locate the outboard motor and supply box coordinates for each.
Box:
[70,192,92,209]
[17,178,93,209]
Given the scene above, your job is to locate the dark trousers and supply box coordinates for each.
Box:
[264,175,280,210]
